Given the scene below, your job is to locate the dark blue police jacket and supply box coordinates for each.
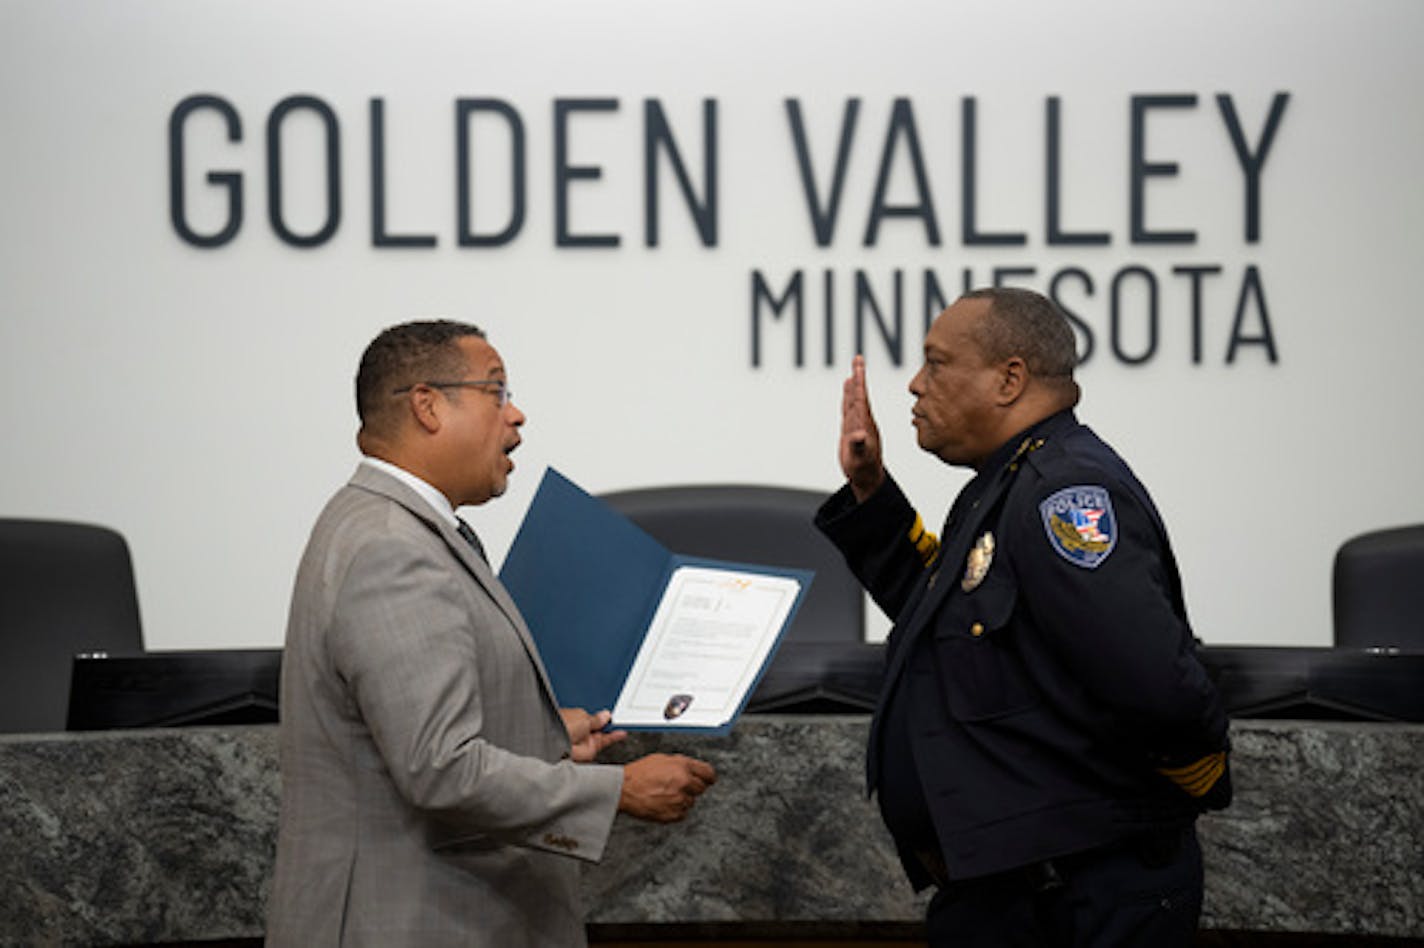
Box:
[816,409,1230,885]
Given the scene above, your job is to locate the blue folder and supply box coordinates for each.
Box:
[499,468,813,734]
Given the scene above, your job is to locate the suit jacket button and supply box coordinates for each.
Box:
[970,622,984,637]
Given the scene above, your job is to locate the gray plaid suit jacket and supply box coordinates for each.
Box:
[266,464,624,947]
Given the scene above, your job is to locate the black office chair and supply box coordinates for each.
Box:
[1332,524,1424,650]
[600,484,880,711]
[0,519,144,733]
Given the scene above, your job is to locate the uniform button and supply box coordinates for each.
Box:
[970,622,984,637]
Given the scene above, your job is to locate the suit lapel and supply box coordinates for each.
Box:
[347,465,563,709]
[438,517,563,707]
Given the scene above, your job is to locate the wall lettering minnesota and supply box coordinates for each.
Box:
[168,93,1289,369]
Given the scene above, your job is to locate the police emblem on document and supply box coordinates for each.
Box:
[1039,485,1117,569]
[961,532,995,591]
[663,693,693,720]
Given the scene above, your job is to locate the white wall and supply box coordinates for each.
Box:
[2,0,1421,650]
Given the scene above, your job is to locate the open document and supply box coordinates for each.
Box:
[499,469,812,733]
[611,566,801,728]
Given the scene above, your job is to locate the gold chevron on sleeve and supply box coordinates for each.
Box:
[908,513,940,567]
[1156,751,1227,797]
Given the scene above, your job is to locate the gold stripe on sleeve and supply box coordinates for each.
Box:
[1156,751,1227,798]
[908,513,940,568]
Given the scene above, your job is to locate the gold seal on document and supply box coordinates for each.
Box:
[961,532,995,592]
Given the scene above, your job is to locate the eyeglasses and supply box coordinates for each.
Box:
[391,378,514,407]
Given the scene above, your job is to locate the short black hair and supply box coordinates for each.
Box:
[355,319,486,430]
[962,287,1078,379]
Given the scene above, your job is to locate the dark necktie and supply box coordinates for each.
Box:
[455,517,488,564]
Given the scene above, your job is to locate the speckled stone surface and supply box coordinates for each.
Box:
[582,717,925,926]
[1,717,1421,945]
[1197,720,1424,937]
[0,726,279,946]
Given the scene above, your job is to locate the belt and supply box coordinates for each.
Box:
[916,848,1066,895]
[915,828,1184,895]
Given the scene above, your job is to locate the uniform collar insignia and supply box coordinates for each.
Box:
[1008,436,1046,472]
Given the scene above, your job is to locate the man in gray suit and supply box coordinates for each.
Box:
[267,320,716,947]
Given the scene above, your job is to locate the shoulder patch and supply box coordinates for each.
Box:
[1039,485,1117,569]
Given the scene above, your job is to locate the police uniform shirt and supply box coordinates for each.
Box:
[872,462,1001,862]
[818,409,1230,882]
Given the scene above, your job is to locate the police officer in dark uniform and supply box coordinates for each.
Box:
[816,287,1231,947]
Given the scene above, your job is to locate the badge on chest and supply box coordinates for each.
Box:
[961,531,995,591]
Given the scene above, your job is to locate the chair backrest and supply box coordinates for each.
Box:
[1332,524,1424,649]
[0,519,144,733]
[599,484,864,645]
